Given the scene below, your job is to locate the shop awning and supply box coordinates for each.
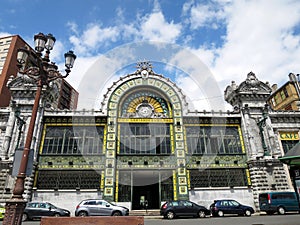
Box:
[279,142,300,165]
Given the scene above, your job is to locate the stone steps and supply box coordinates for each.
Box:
[129,209,160,216]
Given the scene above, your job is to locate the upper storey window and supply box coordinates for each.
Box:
[42,126,104,155]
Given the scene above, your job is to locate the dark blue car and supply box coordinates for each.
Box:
[160,200,211,219]
[210,199,254,217]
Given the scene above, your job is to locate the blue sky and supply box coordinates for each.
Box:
[1,0,300,110]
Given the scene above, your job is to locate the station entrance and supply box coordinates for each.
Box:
[117,170,174,210]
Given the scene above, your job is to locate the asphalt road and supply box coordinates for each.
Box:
[2,214,300,225]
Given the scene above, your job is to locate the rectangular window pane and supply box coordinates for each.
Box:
[42,126,104,155]
[119,123,171,155]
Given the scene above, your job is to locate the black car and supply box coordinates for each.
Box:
[23,202,70,221]
[210,199,254,217]
[160,200,211,219]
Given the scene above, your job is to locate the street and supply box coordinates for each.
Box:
[2,214,300,225]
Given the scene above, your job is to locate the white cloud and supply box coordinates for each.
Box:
[183,0,228,29]
[140,11,182,43]
[68,23,119,56]
[211,0,300,87]
[61,0,300,111]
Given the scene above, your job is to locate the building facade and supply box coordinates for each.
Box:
[268,73,300,111]
[0,35,78,109]
[0,35,29,107]
[0,63,298,213]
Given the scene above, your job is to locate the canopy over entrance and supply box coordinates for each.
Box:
[279,142,300,165]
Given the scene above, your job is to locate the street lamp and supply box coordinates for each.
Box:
[3,33,76,225]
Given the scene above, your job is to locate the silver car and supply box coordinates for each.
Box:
[75,199,129,216]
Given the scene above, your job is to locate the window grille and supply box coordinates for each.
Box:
[189,169,248,188]
[36,170,101,189]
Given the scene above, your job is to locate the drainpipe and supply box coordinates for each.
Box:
[289,73,300,108]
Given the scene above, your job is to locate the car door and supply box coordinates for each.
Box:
[95,200,109,215]
[38,203,52,218]
[229,200,243,215]
[26,203,39,218]
[184,201,197,216]
[219,200,231,214]
[86,200,98,216]
[176,201,192,216]
[172,201,184,216]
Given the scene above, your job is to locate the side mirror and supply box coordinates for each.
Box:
[48,207,51,211]
[106,204,110,207]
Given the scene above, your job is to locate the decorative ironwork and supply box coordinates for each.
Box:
[36,170,101,189]
[121,91,169,118]
[189,169,248,188]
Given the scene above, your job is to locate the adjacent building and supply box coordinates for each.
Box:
[0,35,78,109]
[268,73,300,111]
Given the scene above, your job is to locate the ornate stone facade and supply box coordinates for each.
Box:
[0,66,298,213]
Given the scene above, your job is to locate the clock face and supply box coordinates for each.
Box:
[137,104,153,117]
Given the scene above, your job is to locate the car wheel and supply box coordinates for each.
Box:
[112,211,122,216]
[245,209,252,216]
[22,213,28,221]
[217,210,224,217]
[166,211,175,219]
[78,211,88,217]
[198,210,206,218]
[278,206,285,215]
[54,213,60,217]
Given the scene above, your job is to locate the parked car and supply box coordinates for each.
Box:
[160,200,211,219]
[210,199,254,217]
[75,199,129,216]
[0,205,5,220]
[259,192,300,215]
[23,202,70,221]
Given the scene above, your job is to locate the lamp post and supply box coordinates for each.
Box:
[3,32,76,225]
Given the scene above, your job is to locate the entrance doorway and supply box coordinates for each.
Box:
[132,171,159,210]
[117,170,174,210]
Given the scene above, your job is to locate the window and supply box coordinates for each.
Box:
[119,123,171,155]
[86,201,96,205]
[274,95,280,104]
[42,126,104,155]
[281,140,299,154]
[186,126,242,155]
[189,169,248,188]
[36,170,101,189]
